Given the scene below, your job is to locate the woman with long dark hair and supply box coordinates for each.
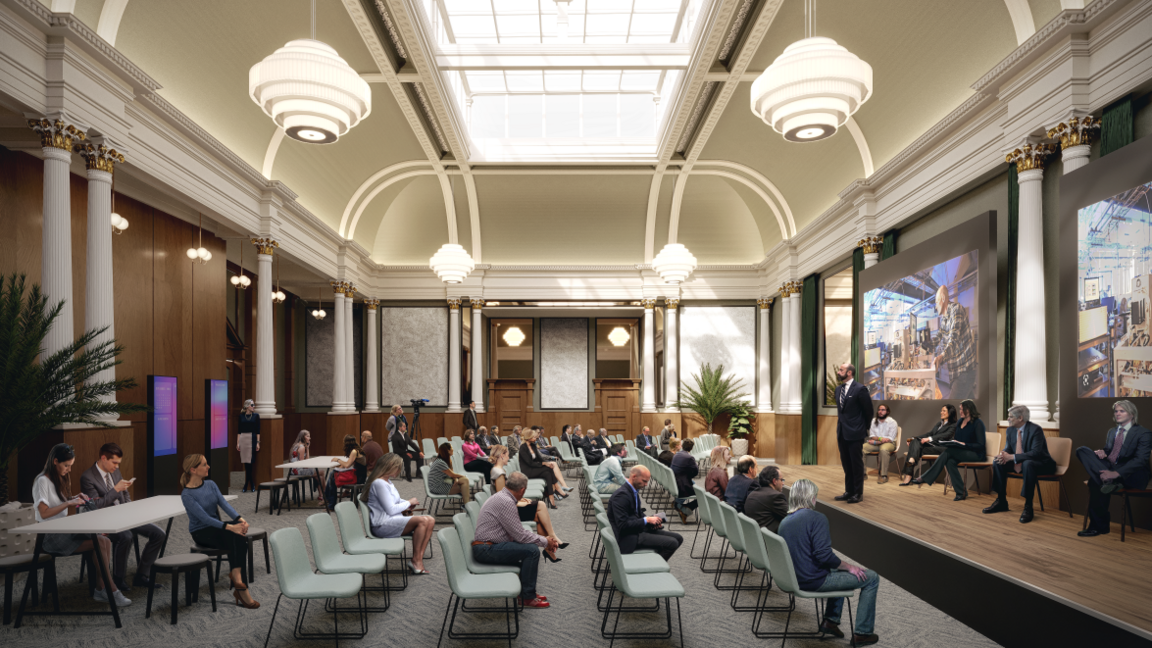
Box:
[33,444,128,606]
[899,404,958,485]
[180,454,258,608]
[910,400,987,500]
[324,435,365,510]
[237,399,260,492]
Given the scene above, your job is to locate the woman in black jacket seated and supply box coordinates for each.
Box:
[909,400,986,500]
[519,428,572,508]
[899,404,957,485]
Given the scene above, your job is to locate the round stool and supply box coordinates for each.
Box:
[1,553,55,625]
[146,553,217,625]
[255,481,289,515]
[244,528,270,583]
[189,545,224,583]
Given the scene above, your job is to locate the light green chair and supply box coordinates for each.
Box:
[436,527,521,648]
[264,528,366,647]
[716,501,760,605]
[360,497,432,566]
[734,513,793,638]
[591,512,663,610]
[451,513,519,575]
[598,528,685,648]
[689,484,714,562]
[759,527,857,645]
[420,464,463,520]
[306,513,388,613]
[335,502,405,594]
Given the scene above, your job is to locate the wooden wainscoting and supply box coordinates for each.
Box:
[595,379,639,437]
[488,379,535,430]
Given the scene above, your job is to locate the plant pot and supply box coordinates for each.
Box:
[730,438,749,457]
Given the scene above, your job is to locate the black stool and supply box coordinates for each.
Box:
[189,545,225,583]
[245,528,270,584]
[1,554,55,625]
[255,481,289,515]
[146,554,217,624]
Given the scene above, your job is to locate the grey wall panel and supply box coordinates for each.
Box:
[381,307,448,407]
[680,306,756,402]
[541,318,589,409]
[305,308,364,408]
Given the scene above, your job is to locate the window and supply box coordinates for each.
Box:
[491,319,534,379]
[824,267,854,406]
[596,319,639,379]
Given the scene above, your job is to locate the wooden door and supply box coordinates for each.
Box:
[594,379,640,438]
[488,379,534,431]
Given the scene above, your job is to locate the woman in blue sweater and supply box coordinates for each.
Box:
[180,454,259,608]
[910,399,986,500]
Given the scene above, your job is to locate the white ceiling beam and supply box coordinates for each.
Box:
[434,44,693,70]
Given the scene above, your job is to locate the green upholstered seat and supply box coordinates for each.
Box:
[306,514,385,575]
[438,528,521,600]
[599,528,684,598]
[269,528,362,600]
[452,513,520,575]
[334,502,404,556]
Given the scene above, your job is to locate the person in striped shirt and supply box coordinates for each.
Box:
[472,472,562,608]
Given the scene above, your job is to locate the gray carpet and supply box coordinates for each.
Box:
[4,470,1001,648]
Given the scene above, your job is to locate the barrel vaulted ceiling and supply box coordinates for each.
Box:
[38,0,1071,269]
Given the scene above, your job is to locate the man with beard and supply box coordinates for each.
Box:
[863,404,898,484]
[834,363,873,503]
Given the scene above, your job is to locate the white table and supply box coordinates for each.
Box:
[273,456,346,513]
[10,494,237,628]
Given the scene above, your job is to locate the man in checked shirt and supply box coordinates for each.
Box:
[472,471,560,608]
[932,285,977,400]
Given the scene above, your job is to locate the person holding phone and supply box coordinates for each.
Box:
[361,453,434,574]
[607,465,683,561]
[80,443,166,592]
[34,443,129,607]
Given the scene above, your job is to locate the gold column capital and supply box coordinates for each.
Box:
[1047,114,1099,150]
[758,297,774,309]
[448,298,462,309]
[364,298,379,310]
[789,281,803,295]
[28,117,85,152]
[330,280,347,295]
[665,298,680,310]
[1005,142,1055,171]
[344,283,356,298]
[251,237,279,256]
[641,298,656,309]
[75,142,125,173]
[857,235,883,255]
[470,298,485,310]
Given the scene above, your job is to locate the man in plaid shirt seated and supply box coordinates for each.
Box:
[932,285,977,400]
[472,471,559,608]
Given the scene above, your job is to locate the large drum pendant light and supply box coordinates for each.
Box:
[750,0,872,142]
[249,0,371,144]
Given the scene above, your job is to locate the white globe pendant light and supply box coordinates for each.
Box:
[651,243,698,285]
[249,2,370,144]
[750,0,871,142]
[429,243,476,284]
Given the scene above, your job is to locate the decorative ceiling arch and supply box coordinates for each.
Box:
[261,128,285,179]
[339,160,435,237]
[97,0,131,45]
[1003,0,1037,44]
[346,168,440,242]
[844,118,874,178]
[694,160,797,237]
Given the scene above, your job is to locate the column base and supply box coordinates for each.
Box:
[254,404,277,417]
[641,405,658,414]
[446,406,463,413]
[662,407,680,413]
[755,407,774,414]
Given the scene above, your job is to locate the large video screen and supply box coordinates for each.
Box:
[209,379,229,449]
[862,251,979,401]
[150,375,178,456]
[1077,180,1152,398]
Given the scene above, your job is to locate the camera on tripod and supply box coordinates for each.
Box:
[409,398,429,412]
[408,399,430,438]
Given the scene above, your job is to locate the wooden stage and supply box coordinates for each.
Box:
[780,465,1152,647]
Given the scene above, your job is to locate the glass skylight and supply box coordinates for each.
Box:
[418,0,706,161]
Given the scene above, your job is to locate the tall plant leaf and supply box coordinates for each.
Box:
[672,363,749,434]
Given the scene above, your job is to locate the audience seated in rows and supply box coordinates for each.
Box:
[519,427,573,507]
[461,429,494,483]
[389,419,423,482]
[670,438,699,522]
[635,426,658,457]
[360,430,385,473]
[724,454,760,513]
[593,444,629,493]
[362,453,434,574]
[705,446,732,500]
[743,465,788,533]
[487,445,565,546]
[659,419,678,453]
[428,443,472,504]
[607,465,683,561]
[324,434,366,510]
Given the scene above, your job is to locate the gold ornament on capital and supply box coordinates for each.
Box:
[470,298,485,311]
[447,298,462,310]
[640,298,657,309]
[1047,115,1099,150]
[758,297,774,309]
[28,118,85,151]
[76,142,125,173]
[364,298,379,311]
[857,236,883,255]
[252,237,279,256]
[665,299,680,310]
[1005,142,1055,171]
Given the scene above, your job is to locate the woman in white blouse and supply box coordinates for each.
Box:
[361,453,434,575]
[33,443,129,606]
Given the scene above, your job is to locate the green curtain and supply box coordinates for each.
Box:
[881,230,897,260]
[1004,163,1019,418]
[800,274,820,465]
[850,248,864,370]
[1100,96,1134,157]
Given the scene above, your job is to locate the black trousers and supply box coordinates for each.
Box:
[191,526,249,585]
[903,439,946,476]
[109,523,166,583]
[838,437,865,497]
[920,447,983,496]
[243,461,256,490]
[991,458,1056,509]
[632,529,684,562]
[1075,446,1145,531]
[398,450,420,481]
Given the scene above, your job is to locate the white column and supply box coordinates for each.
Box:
[757,297,774,412]
[365,299,379,412]
[1009,144,1051,421]
[642,299,657,412]
[345,287,355,410]
[30,117,84,360]
[777,287,792,414]
[664,299,680,411]
[862,236,882,269]
[79,141,123,419]
[252,238,278,415]
[785,285,804,413]
[331,283,347,412]
[448,298,462,412]
[471,299,486,412]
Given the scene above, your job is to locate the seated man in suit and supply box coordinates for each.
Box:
[607,465,683,561]
[591,429,611,456]
[573,429,602,466]
[744,466,788,533]
[1076,400,1152,537]
[80,443,167,592]
[724,455,761,514]
[984,405,1056,523]
[635,426,658,457]
[389,420,423,482]
[560,425,575,453]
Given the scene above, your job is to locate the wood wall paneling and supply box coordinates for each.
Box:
[756,413,776,460]
[257,417,284,483]
[816,415,839,465]
[112,194,155,423]
[327,414,361,455]
[775,414,803,465]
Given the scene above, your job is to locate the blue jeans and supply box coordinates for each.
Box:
[817,568,880,635]
[472,542,540,600]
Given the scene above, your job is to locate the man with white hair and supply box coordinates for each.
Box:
[607,465,683,561]
[932,284,977,400]
[473,471,559,608]
[985,405,1056,523]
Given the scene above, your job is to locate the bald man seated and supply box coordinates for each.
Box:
[606,465,683,561]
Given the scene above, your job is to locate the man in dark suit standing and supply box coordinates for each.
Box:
[607,465,683,561]
[984,405,1056,523]
[635,426,657,457]
[1075,400,1152,537]
[463,401,479,435]
[389,420,423,482]
[79,443,166,592]
[744,466,789,533]
[834,363,873,504]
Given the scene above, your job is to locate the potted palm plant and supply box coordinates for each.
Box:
[673,363,750,452]
[0,274,145,506]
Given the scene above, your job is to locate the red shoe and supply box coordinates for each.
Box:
[520,596,550,608]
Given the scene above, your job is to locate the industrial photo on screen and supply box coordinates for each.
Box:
[1077,180,1152,398]
[861,251,979,401]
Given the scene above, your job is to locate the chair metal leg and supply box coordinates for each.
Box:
[263,594,283,648]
